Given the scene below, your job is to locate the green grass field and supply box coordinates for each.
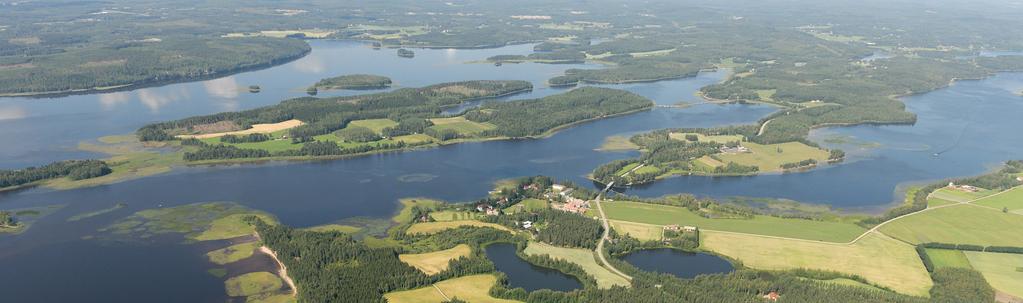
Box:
[601,201,865,242]
[406,220,512,235]
[302,224,362,233]
[523,241,630,288]
[399,244,472,275]
[429,210,481,221]
[929,187,996,203]
[195,213,276,241]
[207,242,259,265]
[878,204,1023,246]
[973,186,1023,211]
[224,272,284,297]
[964,251,1023,298]
[428,117,496,136]
[506,198,549,214]
[701,231,931,296]
[715,141,830,171]
[924,248,972,269]
[609,220,662,241]
[348,119,398,134]
[383,274,521,303]
[668,132,744,144]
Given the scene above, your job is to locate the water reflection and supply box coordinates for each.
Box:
[0,105,26,120]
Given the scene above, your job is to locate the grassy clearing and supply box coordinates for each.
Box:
[399,244,472,275]
[929,187,996,203]
[395,198,446,223]
[207,242,260,265]
[973,186,1023,211]
[756,89,777,101]
[224,271,283,297]
[349,119,399,135]
[523,241,630,288]
[180,120,304,139]
[668,132,744,144]
[302,224,361,233]
[924,248,972,269]
[507,198,549,214]
[601,201,865,242]
[428,117,496,136]
[195,213,275,241]
[596,135,639,151]
[695,155,725,168]
[609,220,662,241]
[406,221,511,235]
[429,211,481,221]
[964,251,1023,298]
[384,274,521,303]
[701,231,931,296]
[715,141,830,171]
[46,150,178,190]
[878,204,1023,246]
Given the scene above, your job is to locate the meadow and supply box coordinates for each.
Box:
[924,248,972,269]
[714,141,831,171]
[700,231,932,296]
[973,186,1023,211]
[428,117,496,136]
[406,220,511,235]
[207,242,260,265]
[383,274,520,303]
[878,204,1023,246]
[224,271,284,297]
[398,244,472,275]
[964,251,1023,298]
[608,220,662,241]
[523,241,630,288]
[600,201,865,242]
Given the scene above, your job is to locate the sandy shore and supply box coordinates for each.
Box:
[259,245,298,296]
[177,119,305,139]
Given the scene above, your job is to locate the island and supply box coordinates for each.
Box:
[134,81,651,164]
[0,211,18,233]
[308,74,392,91]
[0,159,112,192]
[397,48,415,58]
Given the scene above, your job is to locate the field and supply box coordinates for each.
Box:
[596,135,639,151]
[964,251,1023,298]
[195,213,276,241]
[348,119,399,135]
[224,271,284,297]
[428,117,496,136]
[207,242,260,265]
[179,119,304,139]
[406,220,511,235]
[522,242,630,288]
[601,201,865,242]
[929,187,996,203]
[701,231,932,296]
[878,204,1023,246]
[506,198,549,214]
[609,220,662,241]
[715,142,830,171]
[302,224,362,233]
[399,244,472,275]
[668,132,744,144]
[429,211,481,221]
[924,248,972,269]
[395,199,446,223]
[973,186,1023,211]
[383,274,521,303]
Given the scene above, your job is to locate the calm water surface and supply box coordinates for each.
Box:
[1,40,1022,302]
[621,249,733,279]
[484,243,582,292]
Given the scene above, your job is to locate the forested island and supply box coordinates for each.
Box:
[309,74,392,91]
[135,82,651,162]
[0,159,112,191]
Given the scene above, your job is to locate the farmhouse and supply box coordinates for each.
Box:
[720,145,750,153]
[947,182,980,193]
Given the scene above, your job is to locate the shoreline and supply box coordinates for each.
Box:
[259,245,298,296]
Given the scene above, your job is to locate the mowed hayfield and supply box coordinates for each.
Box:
[878,204,1023,246]
[506,198,548,214]
[383,274,521,303]
[973,186,1023,212]
[399,244,472,275]
[600,201,865,242]
[701,231,932,296]
[609,220,662,241]
[428,117,496,136]
[964,251,1023,298]
[179,119,305,139]
[924,248,972,269]
[715,141,830,171]
[348,119,399,134]
[406,220,512,235]
[929,187,995,203]
[523,242,630,288]
[668,132,744,144]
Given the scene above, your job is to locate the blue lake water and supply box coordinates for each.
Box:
[1,40,1022,301]
[621,249,733,279]
[484,243,582,292]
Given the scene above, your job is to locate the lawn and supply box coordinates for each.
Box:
[609,220,662,241]
[715,141,830,171]
[601,201,865,242]
[701,231,931,296]
[668,132,744,144]
[207,242,259,265]
[428,117,496,136]
[973,186,1023,211]
[384,274,521,303]
[224,271,284,297]
[523,242,630,288]
[399,244,472,275]
[924,248,972,269]
[348,119,399,135]
[878,204,1023,246]
[406,221,512,235]
[964,251,1023,298]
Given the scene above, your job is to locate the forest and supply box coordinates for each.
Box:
[310,74,392,90]
[0,159,111,189]
[464,87,652,138]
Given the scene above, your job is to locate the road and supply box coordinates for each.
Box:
[591,163,650,282]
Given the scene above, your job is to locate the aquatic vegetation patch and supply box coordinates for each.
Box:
[100,201,275,241]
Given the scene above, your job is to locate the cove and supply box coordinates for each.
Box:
[621,249,733,279]
[484,243,582,292]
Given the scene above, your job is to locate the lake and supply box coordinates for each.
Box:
[484,243,582,292]
[1,40,1022,302]
[621,249,733,279]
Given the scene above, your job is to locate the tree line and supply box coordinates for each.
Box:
[0,159,111,188]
